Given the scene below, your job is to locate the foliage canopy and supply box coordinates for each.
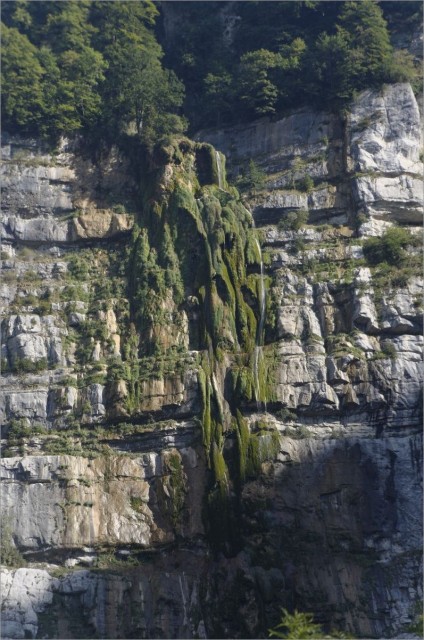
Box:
[1,0,421,140]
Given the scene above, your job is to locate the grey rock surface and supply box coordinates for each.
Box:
[1,83,422,640]
[1,446,205,550]
[1,430,421,639]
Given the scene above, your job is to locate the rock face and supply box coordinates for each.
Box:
[1,134,135,244]
[1,84,422,640]
[1,445,204,550]
[200,83,423,234]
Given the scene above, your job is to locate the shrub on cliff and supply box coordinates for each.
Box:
[363,227,419,266]
[269,608,352,638]
[278,209,309,232]
[237,160,266,195]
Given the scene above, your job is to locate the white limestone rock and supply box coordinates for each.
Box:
[348,84,423,175]
[87,383,106,416]
[348,84,423,227]
[1,450,204,552]
[68,312,86,326]
[4,390,48,422]
[352,268,379,333]
[1,568,58,640]
[353,174,422,224]
[2,314,66,369]
[197,109,335,173]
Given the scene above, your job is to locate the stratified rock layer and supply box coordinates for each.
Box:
[1,84,422,639]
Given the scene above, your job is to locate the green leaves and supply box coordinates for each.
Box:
[269,609,325,638]
[269,609,353,639]
[237,160,266,195]
[2,1,184,144]
[1,25,45,133]
[363,227,419,267]
[2,1,419,141]
[93,1,185,144]
[238,49,281,117]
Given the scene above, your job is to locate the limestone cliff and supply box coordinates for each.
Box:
[1,84,422,639]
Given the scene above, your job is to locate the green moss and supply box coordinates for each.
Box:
[211,442,228,489]
[164,451,187,527]
[325,334,365,360]
[198,366,212,458]
[123,139,279,551]
[235,411,250,482]
[229,366,255,407]
[246,429,280,476]
[195,143,226,187]
[130,496,144,513]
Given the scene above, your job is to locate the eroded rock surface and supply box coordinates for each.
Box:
[1,84,422,639]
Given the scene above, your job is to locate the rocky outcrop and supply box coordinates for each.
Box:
[1,444,205,550]
[234,427,423,639]
[196,109,341,179]
[1,560,209,640]
[1,134,135,244]
[1,427,421,639]
[0,137,199,428]
[200,83,423,235]
[1,83,422,640]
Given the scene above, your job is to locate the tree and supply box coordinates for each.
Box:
[275,38,307,106]
[337,1,393,88]
[2,0,32,31]
[41,0,95,54]
[237,49,280,118]
[309,30,354,106]
[1,25,45,133]
[385,49,419,87]
[237,160,266,195]
[203,72,234,126]
[2,1,106,140]
[92,1,185,144]
[40,1,105,135]
[307,0,404,107]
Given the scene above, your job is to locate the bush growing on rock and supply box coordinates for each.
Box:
[278,209,309,231]
[363,227,419,266]
[12,357,48,374]
[0,519,25,568]
[269,608,352,638]
[295,175,314,192]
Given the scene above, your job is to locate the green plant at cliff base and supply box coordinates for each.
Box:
[269,609,353,639]
[408,601,424,636]
[408,614,424,637]
[0,518,25,568]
